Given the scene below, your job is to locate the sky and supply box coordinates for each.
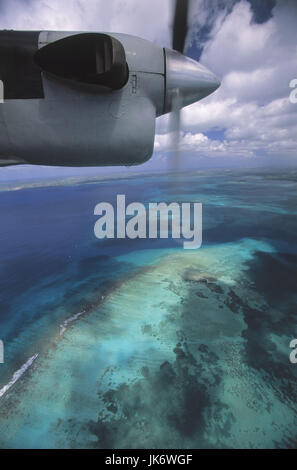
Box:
[0,0,296,181]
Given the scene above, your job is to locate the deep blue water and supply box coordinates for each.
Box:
[1,169,296,383]
[0,169,296,448]
[0,175,188,383]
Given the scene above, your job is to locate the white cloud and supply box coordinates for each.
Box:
[154,130,254,160]
[0,0,172,47]
[201,2,277,75]
[156,0,297,165]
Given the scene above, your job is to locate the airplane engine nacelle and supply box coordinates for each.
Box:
[0,31,165,167]
[0,30,220,167]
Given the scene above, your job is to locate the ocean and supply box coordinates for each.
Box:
[0,168,296,448]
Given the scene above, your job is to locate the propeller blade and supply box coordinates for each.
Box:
[170,0,190,195]
[168,91,182,192]
[172,0,189,53]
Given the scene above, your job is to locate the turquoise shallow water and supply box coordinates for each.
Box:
[0,169,296,448]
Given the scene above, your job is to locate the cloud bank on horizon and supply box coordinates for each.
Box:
[0,0,296,177]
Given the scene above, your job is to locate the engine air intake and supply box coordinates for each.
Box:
[35,33,129,90]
